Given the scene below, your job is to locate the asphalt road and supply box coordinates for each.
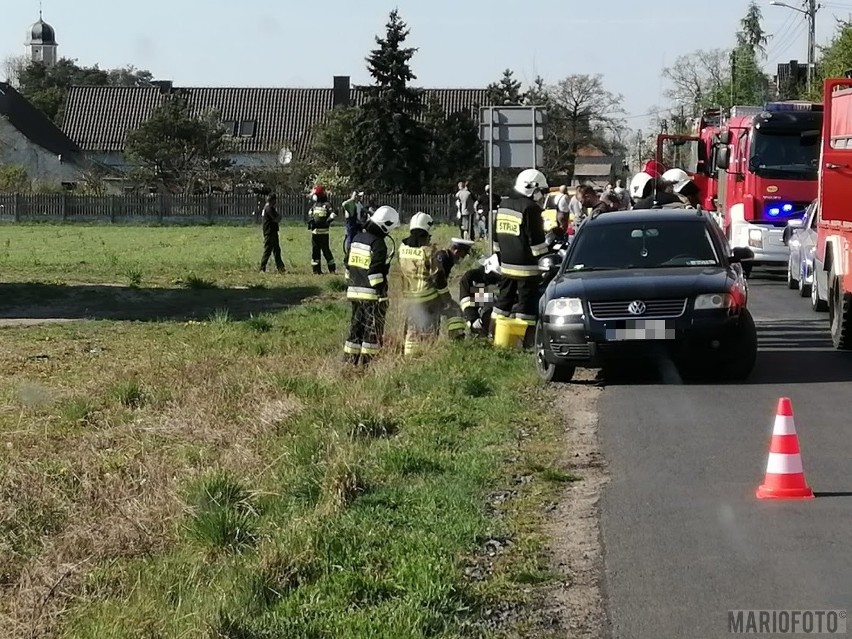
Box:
[598,272,852,638]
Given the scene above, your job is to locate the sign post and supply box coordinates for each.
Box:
[479,106,545,255]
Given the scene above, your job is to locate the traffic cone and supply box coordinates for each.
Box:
[756,397,814,500]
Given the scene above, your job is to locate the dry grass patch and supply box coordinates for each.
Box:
[0,225,574,639]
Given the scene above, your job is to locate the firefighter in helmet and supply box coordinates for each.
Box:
[661,168,701,209]
[307,185,337,274]
[343,205,400,365]
[459,253,501,337]
[492,168,550,347]
[398,213,464,356]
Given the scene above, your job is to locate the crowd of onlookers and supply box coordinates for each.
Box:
[453,178,633,242]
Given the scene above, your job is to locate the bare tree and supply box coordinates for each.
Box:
[662,49,729,113]
[1,55,27,87]
[545,74,625,181]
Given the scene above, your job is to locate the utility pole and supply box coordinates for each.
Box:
[807,0,817,93]
[770,1,820,94]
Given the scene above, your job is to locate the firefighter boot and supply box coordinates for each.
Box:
[343,353,360,366]
[312,264,322,275]
[328,263,337,274]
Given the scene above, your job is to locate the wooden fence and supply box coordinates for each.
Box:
[0,193,461,224]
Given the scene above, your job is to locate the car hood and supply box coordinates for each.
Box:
[550,266,735,301]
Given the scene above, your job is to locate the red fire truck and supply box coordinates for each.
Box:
[655,108,722,213]
[657,102,822,277]
[714,102,822,276]
[812,78,852,348]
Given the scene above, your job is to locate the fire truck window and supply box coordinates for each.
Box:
[750,131,820,174]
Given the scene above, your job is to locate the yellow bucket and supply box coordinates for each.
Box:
[493,317,528,349]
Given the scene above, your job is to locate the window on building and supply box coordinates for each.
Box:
[222,120,237,136]
[239,120,256,137]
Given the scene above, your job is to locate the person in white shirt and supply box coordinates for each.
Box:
[555,185,572,232]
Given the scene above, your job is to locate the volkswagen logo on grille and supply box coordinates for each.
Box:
[627,300,646,316]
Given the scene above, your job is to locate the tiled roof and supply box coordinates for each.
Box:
[62,86,491,158]
[0,82,83,160]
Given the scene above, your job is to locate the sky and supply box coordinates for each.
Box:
[3,0,852,133]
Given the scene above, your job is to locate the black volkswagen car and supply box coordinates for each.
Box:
[535,209,758,382]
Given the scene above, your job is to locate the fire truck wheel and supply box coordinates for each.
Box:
[829,280,852,350]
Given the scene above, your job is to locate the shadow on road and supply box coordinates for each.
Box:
[814,492,852,499]
[573,317,852,387]
[0,282,324,323]
[747,318,852,385]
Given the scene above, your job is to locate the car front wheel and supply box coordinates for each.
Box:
[787,257,798,289]
[534,323,575,383]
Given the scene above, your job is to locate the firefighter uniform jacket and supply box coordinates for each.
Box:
[346,224,389,301]
[308,203,334,235]
[494,195,549,277]
[459,267,501,323]
[398,234,441,302]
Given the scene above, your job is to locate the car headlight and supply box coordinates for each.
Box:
[545,297,584,316]
[694,293,735,309]
[748,228,763,248]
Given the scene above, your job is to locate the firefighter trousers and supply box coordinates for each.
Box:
[344,300,386,365]
[260,231,285,272]
[403,298,466,356]
[493,275,541,326]
[311,234,336,273]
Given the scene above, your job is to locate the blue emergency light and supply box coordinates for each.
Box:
[763,101,822,112]
[766,203,797,217]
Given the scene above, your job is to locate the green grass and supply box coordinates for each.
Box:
[0,224,568,638]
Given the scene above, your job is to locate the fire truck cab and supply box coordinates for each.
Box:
[714,102,822,276]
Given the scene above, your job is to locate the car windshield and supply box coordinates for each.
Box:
[566,220,720,271]
[750,130,819,180]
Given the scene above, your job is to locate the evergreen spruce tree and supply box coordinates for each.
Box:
[352,10,428,194]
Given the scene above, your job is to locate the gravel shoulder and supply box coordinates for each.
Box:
[543,370,609,638]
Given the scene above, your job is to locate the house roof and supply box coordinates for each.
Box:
[62,85,492,157]
[574,162,613,177]
[577,145,606,157]
[0,82,82,160]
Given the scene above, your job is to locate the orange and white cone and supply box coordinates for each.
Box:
[756,397,814,500]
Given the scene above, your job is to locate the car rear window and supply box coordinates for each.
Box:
[567,220,720,270]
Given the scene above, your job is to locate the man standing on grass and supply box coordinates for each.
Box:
[259,194,285,273]
[344,205,400,366]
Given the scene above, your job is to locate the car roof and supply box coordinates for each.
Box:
[585,209,709,225]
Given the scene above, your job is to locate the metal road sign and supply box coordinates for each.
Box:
[479,106,546,168]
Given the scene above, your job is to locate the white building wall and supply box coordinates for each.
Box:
[0,117,83,185]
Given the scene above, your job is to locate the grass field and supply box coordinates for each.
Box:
[0,224,571,638]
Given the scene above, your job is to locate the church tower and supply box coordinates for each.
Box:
[26,10,58,66]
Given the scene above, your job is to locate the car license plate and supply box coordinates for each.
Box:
[604,319,674,341]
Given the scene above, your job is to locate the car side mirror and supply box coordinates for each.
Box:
[716,147,731,170]
[787,217,805,229]
[730,247,754,263]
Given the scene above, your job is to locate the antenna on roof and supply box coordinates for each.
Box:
[39,0,43,19]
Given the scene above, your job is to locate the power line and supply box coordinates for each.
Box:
[769,22,808,63]
[765,13,800,58]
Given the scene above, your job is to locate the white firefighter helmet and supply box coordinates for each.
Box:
[514,169,549,199]
[370,206,400,234]
[409,211,434,233]
[661,168,691,193]
[629,172,654,201]
[481,253,501,275]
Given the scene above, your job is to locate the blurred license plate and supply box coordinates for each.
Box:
[604,319,674,341]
